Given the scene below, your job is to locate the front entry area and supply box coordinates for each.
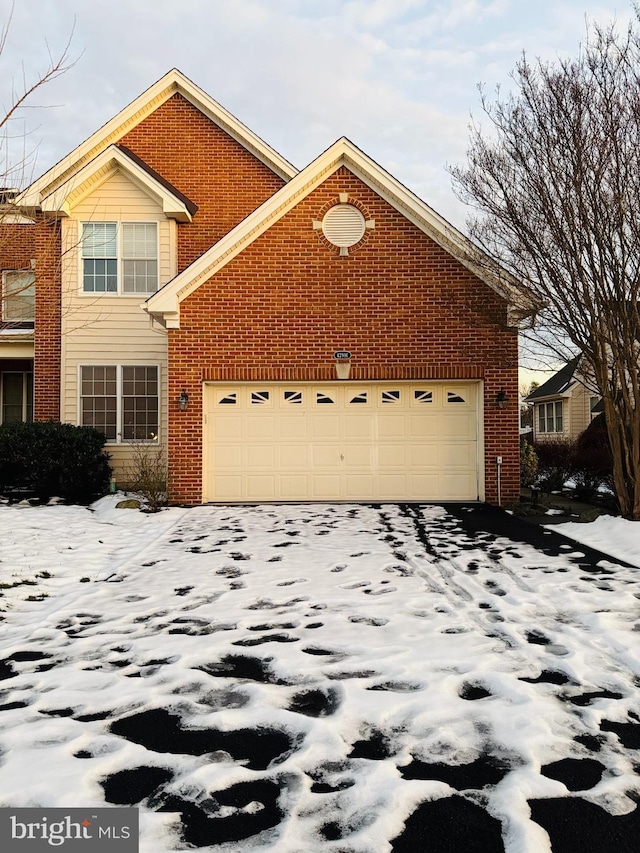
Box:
[203,382,481,503]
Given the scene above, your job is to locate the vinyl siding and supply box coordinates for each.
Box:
[60,168,171,479]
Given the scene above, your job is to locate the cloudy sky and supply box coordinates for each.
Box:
[0,0,632,376]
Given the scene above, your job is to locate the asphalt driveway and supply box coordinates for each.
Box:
[0,501,638,852]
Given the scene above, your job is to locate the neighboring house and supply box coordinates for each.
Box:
[525,356,602,442]
[0,69,523,506]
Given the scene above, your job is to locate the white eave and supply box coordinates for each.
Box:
[38,145,194,221]
[146,137,525,326]
[19,68,297,209]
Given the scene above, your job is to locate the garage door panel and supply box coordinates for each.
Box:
[438,413,476,438]
[246,445,275,468]
[281,475,308,495]
[377,414,406,438]
[408,443,439,467]
[439,474,478,500]
[438,443,475,467]
[312,444,342,467]
[280,416,308,440]
[246,416,275,440]
[277,445,308,468]
[246,475,278,500]
[311,418,341,439]
[213,444,243,467]
[344,445,373,466]
[214,417,244,440]
[344,475,374,498]
[344,415,374,438]
[312,474,342,498]
[204,383,479,502]
[408,414,438,438]
[377,444,406,468]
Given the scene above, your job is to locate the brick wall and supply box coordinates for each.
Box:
[119,93,286,271]
[0,223,35,271]
[34,217,62,420]
[168,167,519,505]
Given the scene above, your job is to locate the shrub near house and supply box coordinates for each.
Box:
[0,421,112,502]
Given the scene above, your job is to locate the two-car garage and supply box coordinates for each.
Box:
[203,382,482,502]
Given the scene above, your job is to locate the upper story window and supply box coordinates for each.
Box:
[538,400,564,434]
[2,270,35,322]
[81,222,158,294]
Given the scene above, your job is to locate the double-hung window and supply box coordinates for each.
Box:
[81,222,158,294]
[80,365,159,442]
[538,401,564,434]
[2,270,35,322]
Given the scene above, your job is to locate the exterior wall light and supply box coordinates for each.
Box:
[496,389,510,409]
[178,389,189,411]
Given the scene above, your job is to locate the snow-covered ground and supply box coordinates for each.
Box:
[0,498,638,852]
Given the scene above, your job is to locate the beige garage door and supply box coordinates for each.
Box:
[203,382,480,502]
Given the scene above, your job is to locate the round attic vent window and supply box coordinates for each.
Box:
[322,204,366,248]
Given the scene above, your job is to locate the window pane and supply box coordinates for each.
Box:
[3,271,35,321]
[122,260,158,293]
[82,223,117,258]
[80,366,117,440]
[2,373,24,422]
[84,259,117,293]
[538,406,546,432]
[122,223,157,259]
[121,365,159,441]
[555,401,563,433]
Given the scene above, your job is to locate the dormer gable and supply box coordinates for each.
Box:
[38,144,197,222]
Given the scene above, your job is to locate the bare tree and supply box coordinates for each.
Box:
[450,9,640,520]
[0,4,75,328]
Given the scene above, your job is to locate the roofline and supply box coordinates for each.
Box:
[38,145,195,222]
[20,68,297,207]
[146,136,525,325]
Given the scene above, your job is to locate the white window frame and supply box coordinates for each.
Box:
[2,270,35,322]
[538,400,564,434]
[78,364,160,443]
[79,221,159,296]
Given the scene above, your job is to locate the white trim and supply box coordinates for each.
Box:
[21,69,297,208]
[40,146,193,222]
[146,138,521,325]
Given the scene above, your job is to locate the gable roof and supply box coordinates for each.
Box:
[38,144,197,221]
[20,69,297,209]
[526,355,582,401]
[145,136,529,328]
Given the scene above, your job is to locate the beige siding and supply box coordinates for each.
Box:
[60,168,172,482]
[568,383,592,439]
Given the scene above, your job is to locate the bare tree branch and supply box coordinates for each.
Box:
[451,9,640,519]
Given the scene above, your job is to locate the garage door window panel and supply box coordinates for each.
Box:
[413,390,434,404]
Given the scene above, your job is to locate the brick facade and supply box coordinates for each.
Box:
[119,94,286,271]
[0,223,35,272]
[33,217,62,420]
[168,167,519,505]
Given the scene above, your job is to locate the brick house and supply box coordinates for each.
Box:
[0,69,521,506]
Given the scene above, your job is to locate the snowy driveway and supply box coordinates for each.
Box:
[0,501,639,852]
